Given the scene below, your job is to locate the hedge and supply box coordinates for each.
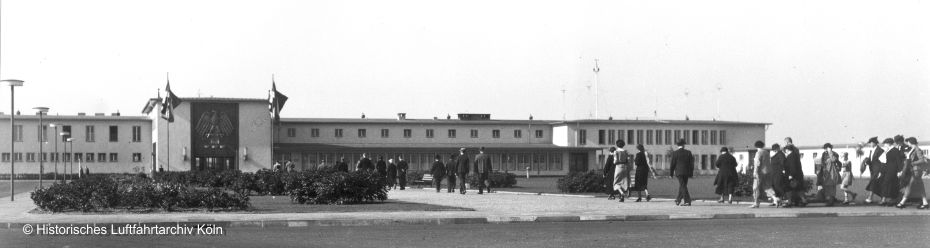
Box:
[31,175,249,212]
[467,172,518,188]
[556,171,608,193]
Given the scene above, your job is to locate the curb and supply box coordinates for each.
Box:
[4,211,929,230]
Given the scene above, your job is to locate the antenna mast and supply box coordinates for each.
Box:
[593,59,600,119]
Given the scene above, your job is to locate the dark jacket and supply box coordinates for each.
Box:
[446,158,458,177]
[335,161,349,172]
[669,148,694,178]
[386,163,397,178]
[714,152,738,185]
[456,154,470,175]
[376,160,387,177]
[603,154,616,177]
[431,161,446,178]
[356,157,374,172]
[771,151,786,175]
[396,160,409,176]
[784,151,803,179]
[474,153,493,175]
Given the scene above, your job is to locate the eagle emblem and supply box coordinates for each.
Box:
[195,110,235,146]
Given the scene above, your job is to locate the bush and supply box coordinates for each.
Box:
[30,175,250,212]
[557,171,608,193]
[734,173,815,199]
[467,172,518,188]
[289,171,388,204]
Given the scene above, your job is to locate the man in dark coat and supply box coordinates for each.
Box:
[335,157,349,172]
[770,143,787,199]
[430,155,446,193]
[386,159,397,189]
[783,145,807,206]
[669,139,694,206]
[356,153,374,172]
[396,156,409,190]
[375,156,387,183]
[861,137,883,204]
[455,148,471,194]
[473,147,494,194]
[446,154,458,193]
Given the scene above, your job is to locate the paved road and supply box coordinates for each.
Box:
[3,216,928,247]
[0,181,41,198]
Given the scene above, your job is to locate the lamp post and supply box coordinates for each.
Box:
[34,107,49,188]
[66,138,73,181]
[50,124,59,182]
[2,79,24,201]
[59,131,69,182]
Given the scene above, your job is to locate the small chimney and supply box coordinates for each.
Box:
[361,113,366,119]
[529,115,533,120]
[94,113,105,116]
[397,113,406,120]
[446,114,451,120]
[111,112,120,116]
[78,113,86,116]
[433,116,438,120]
[16,111,21,115]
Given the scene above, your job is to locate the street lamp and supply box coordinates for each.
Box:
[66,138,73,181]
[50,124,60,182]
[34,107,49,188]
[59,131,69,182]
[3,79,24,201]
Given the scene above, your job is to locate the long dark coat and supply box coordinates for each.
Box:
[714,153,739,195]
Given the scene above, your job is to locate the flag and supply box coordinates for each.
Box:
[269,81,288,122]
[160,82,182,122]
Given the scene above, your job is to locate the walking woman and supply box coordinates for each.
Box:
[839,152,858,204]
[897,137,928,209]
[613,140,632,202]
[714,147,739,204]
[817,143,842,206]
[603,147,618,200]
[630,144,658,202]
[878,137,902,206]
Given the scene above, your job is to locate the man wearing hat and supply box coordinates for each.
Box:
[430,155,446,193]
[455,148,471,194]
[474,147,494,194]
[669,139,695,206]
[446,153,458,193]
[860,137,883,204]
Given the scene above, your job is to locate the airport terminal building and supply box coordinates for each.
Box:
[0,97,769,176]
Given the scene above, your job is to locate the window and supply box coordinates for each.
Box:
[646,130,653,145]
[38,125,48,142]
[13,125,23,142]
[608,130,615,144]
[701,154,708,170]
[549,153,563,171]
[1,153,9,162]
[287,128,296,137]
[711,130,718,145]
[626,130,634,144]
[403,129,412,138]
[578,129,587,145]
[492,130,501,138]
[513,130,522,138]
[132,126,142,142]
[108,126,118,142]
[98,153,106,162]
[26,153,35,162]
[311,128,320,138]
[426,129,434,138]
[62,125,72,141]
[334,129,343,138]
[720,130,727,145]
[85,153,94,162]
[13,153,23,162]
[447,129,456,138]
[692,130,699,146]
[598,130,606,145]
[683,130,691,144]
[50,153,58,162]
[380,129,389,138]
[675,130,682,142]
[469,129,478,138]
[109,153,118,162]
[701,130,708,145]
[636,130,644,145]
[358,129,367,138]
[132,153,142,162]
[710,155,718,170]
[85,125,96,142]
[63,153,71,162]
[74,153,83,162]
[656,130,663,145]
[665,130,672,145]
[535,130,544,138]
[41,153,48,162]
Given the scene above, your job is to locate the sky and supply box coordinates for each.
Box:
[1,0,928,146]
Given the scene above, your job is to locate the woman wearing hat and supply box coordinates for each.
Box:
[839,152,858,204]
[897,137,928,209]
[603,146,618,200]
[878,137,903,206]
[630,144,658,202]
[817,143,842,206]
[714,147,739,204]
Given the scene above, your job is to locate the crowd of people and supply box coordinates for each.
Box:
[602,136,928,209]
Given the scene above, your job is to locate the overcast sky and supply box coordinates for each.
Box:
[1,0,928,146]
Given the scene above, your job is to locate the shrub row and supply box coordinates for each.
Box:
[556,171,608,193]
[31,175,249,212]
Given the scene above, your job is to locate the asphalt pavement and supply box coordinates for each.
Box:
[2,216,928,247]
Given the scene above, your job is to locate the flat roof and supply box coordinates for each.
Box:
[0,114,150,121]
[555,119,770,126]
[281,118,557,125]
[278,143,599,150]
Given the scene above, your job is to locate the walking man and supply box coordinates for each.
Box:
[446,154,458,193]
[397,156,409,190]
[669,139,694,206]
[456,148,471,194]
[356,153,374,172]
[430,155,446,193]
[474,147,493,194]
[750,140,782,208]
[386,158,397,189]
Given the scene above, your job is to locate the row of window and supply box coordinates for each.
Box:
[597,153,721,171]
[12,125,143,143]
[278,152,565,172]
[588,129,727,146]
[0,152,143,163]
[287,128,546,139]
